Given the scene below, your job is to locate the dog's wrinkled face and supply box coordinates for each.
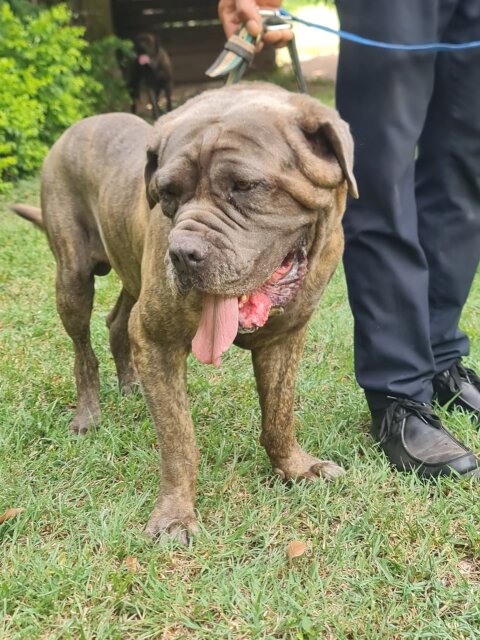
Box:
[144,83,357,361]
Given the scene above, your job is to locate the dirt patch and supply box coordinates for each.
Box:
[297,54,338,82]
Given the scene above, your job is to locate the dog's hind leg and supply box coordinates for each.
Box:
[165,83,173,112]
[252,327,345,483]
[106,288,137,395]
[129,75,140,114]
[55,258,100,435]
[149,88,161,119]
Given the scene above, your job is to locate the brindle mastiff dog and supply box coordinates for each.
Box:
[12,83,358,543]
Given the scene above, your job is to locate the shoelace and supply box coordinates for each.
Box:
[450,362,480,393]
[379,397,441,443]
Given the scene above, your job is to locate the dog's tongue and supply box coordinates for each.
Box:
[138,54,151,65]
[192,295,239,366]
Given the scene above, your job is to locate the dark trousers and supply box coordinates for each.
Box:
[335,0,480,410]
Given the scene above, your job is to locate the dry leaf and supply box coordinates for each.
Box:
[124,555,140,572]
[287,540,307,561]
[0,508,24,524]
[457,558,476,576]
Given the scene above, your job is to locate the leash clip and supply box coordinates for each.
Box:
[260,9,293,33]
[258,9,283,18]
[206,12,308,94]
[260,11,307,94]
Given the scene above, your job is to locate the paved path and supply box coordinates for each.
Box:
[299,54,338,82]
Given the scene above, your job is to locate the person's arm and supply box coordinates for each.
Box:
[218,0,293,47]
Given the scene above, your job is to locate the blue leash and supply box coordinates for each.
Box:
[278,8,480,52]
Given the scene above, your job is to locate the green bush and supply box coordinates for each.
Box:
[0,2,101,191]
[5,0,40,19]
[0,57,45,183]
[88,36,133,114]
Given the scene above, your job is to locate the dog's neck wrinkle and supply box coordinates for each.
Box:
[307,213,338,266]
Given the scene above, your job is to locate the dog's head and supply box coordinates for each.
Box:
[144,83,357,361]
[133,32,158,65]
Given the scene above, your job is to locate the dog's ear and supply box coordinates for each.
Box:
[144,143,159,209]
[289,96,358,199]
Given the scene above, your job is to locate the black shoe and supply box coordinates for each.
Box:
[371,398,479,478]
[433,361,480,423]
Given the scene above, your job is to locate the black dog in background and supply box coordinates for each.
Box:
[126,33,173,118]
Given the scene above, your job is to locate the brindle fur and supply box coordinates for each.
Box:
[11,83,357,543]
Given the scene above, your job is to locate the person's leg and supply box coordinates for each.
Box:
[416,0,480,373]
[335,0,457,409]
[335,0,479,475]
[416,0,480,419]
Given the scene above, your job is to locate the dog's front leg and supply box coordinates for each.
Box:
[129,305,199,544]
[252,327,345,483]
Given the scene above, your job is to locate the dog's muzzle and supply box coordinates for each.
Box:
[168,232,209,292]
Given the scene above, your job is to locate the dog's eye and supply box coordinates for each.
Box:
[228,179,268,212]
[158,188,179,218]
[232,180,262,192]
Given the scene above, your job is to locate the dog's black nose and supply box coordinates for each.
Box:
[169,234,208,278]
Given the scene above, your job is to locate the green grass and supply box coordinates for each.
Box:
[1,169,479,639]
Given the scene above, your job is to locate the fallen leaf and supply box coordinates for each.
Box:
[287,540,307,561]
[124,555,140,572]
[0,508,24,524]
[457,558,476,576]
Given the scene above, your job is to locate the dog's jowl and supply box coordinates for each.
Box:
[12,83,357,543]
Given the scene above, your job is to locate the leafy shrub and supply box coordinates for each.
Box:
[0,57,45,185]
[88,36,133,113]
[4,0,40,19]
[0,2,101,190]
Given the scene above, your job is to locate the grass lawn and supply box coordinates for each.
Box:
[1,95,479,638]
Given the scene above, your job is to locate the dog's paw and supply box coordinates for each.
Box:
[70,409,100,436]
[144,515,199,546]
[272,446,345,483]
[119,379,141,397]
[118,367,140,396]
[144,495,198,545]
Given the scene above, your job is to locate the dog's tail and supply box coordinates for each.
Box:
[9,204,44,231]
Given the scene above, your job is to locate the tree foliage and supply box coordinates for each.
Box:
[0,2,101,189]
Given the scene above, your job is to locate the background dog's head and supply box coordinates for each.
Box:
[144,83,357,300]
[133,33,158,66]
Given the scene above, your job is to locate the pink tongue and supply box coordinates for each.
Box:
[138,54,151,65]
[192,295,239,366]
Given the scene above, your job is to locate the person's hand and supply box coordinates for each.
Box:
[218,0,293,48]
